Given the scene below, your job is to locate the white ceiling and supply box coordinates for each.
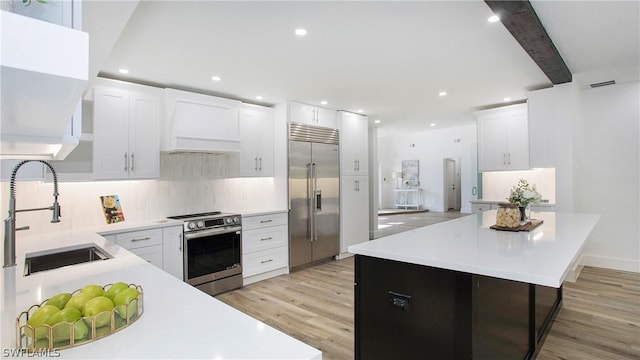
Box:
[93,1,639,136]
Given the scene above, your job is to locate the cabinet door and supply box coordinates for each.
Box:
[505,110,529,170]
[93,87,130,179]
[162,226,184,280]
[238,107,274,177]
[128,93,160,179]
[340,176,369,253]
[477,112,507,172]
[340,112,369,175]
[316,106,337,128]
[289,101,316,125]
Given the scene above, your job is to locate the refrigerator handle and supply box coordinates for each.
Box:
[307,163,314,242]
[311,162,318,241]
[315,190,322,211]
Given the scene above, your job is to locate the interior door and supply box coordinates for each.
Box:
[445,159,456,210]
[289,141,312,268]
[311,142,340,261]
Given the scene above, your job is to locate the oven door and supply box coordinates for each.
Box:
[183,226,242,287]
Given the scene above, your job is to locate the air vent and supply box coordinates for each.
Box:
[590,80,616,88]
[289,122,339,144]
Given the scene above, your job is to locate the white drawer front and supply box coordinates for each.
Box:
[116,228,163,250]
[242,212,287,230]
[129,245,163,268]
[243,225,287,254]
[243,246,288,278]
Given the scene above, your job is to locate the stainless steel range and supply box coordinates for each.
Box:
[167,211,242,296]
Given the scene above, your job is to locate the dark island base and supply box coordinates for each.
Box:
[354,255,562,360]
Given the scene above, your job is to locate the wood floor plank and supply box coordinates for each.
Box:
[217,258,639,360]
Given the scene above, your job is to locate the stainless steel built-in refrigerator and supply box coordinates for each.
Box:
[289,123,340,269]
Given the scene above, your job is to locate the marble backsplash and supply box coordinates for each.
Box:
[0,153,284,235]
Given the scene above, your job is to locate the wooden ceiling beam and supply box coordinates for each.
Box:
[485,0,572,84]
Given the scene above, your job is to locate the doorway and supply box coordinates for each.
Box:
[443,158,461,211]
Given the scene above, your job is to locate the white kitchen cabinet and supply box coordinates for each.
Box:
[476,103,529,171]
[339,175,369,256]
[163,89,241,153]
[470,202,497,213]
[289,101,337,128]
[162,225,184,280]
[238,104,275,177]
[339,111,369,175]
[93,86,160,180]
[106,228,164,269]
[241,211,289,285]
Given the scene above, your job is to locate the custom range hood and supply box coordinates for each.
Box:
[1,11,88,160]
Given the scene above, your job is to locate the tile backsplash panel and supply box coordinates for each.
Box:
[481,168,556,203]
[0,154,282,235]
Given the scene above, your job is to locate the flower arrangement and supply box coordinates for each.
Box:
[507,179,542,207]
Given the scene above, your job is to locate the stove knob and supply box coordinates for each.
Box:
[225,217,233,224]
[197,221,205,228]
[188,222,197,230]
[233,216,240,224]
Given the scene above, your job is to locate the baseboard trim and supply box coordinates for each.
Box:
[581,254,640,273]
[336,252,354,260]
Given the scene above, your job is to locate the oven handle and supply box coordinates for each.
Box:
[183,226,242,240]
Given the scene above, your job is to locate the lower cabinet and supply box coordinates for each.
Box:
[242,211,289,285]
[100,224,184,277]
[340,175,369,256]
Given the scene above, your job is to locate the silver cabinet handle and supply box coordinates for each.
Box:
[261,259,273,264]
[254,157,258,171]
[259,157,262,171]
[130,153,135,171]
[260,219,273,223]
[130,236,151,242]
[124,152,128,171]
[178,232,182,252]
[503,153,506,165]
[260,237,273,241]
[508,153,511,165]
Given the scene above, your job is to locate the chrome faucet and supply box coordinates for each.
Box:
[3,160,60,268]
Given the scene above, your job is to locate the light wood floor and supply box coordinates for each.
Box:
[217,258,639,360]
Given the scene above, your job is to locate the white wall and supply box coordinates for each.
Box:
[378,123,477,213]
[573,81,640,272]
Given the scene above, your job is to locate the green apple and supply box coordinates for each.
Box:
[94,325,112,338]
[26,305,59,339]
[113,288,140,320]
[79,284,106,298]
[64,292,93,312]
[106,282,129,300]
[45,293,72,309]
[82,296,114,327]
[46,307,88,342]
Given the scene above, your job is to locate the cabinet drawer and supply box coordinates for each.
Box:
[243,225,287,254]
[129,245,163,268]
[242,212,287,230]
[116,228,163,250]
[243,246,288,278]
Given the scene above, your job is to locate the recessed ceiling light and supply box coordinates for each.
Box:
[438,91,447,97]
[118,68,129,74]
[320,100,328,105]
[430,123,437,127]
[211,76,222,82]
[488,15,500,23]
[374,120,381,124]
[503,97,512,102]
[295,28,307,36]
[357,109,364,113]
[256,95,263,100]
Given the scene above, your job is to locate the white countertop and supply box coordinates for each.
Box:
[349,211,599,288]
[1,226,321,359]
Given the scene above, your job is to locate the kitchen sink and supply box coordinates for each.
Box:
[24,243,113,276]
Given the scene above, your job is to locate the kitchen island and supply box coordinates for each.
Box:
[1,222,321,359]
[348,210,599,360]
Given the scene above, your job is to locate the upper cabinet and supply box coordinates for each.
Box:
[289,101,337,129]
[92,86,160,180]
[238,104,275,177]
[338,111,369,175]
[476,103,529,172]
[0,11,88,160]
[163,89,241,153]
